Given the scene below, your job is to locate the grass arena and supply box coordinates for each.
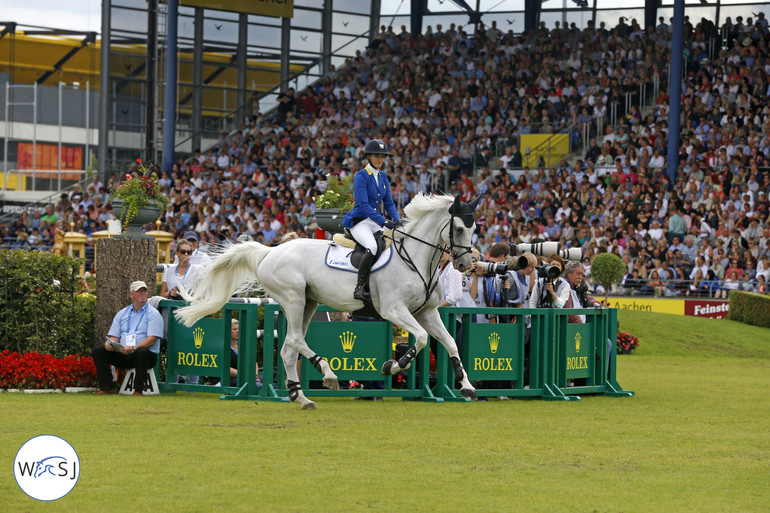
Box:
[2,309,768,513]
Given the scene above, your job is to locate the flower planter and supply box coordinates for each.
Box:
[315,208,349,234]
[112,198,159,239]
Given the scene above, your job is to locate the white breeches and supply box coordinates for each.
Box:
[350,218,380,254]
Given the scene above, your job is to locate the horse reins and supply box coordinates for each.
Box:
[385,211,475,313]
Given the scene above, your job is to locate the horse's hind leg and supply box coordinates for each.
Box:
[280,343,316,410]
[414,307,476,400]
[280,299,340,409]
[300,299,339,391]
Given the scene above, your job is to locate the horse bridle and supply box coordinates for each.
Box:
[386,196,479,312]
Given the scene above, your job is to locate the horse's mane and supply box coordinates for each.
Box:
[402,193,454,231]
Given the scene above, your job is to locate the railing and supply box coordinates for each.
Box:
[159,301,633,402]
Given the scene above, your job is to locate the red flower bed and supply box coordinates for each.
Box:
[616,332,640,353]
[0,350,97,389]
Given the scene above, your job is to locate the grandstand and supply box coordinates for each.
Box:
[0,1,769,297]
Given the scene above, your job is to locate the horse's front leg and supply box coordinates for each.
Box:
[414,307,476,400]
[379,308,429,376]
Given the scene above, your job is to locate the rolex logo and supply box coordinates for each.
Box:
[575,332,581,353]
[340,330,356,353]
[193,327,204,349]
[489,332,500,354]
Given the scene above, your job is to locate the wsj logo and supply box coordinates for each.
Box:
[14,435,80,501]
[17,456,77,479]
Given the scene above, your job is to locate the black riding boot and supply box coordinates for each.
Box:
[353,250,375,301]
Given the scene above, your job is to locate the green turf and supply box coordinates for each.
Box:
[2,310,769,512]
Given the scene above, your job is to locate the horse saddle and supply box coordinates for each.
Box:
[325,229,393,272]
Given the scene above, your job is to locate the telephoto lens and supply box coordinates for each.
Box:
[505,255,530,271]
[475,261,509,276]
[514,241,560,256]
[513,242,584,261]
[558,247,584,261]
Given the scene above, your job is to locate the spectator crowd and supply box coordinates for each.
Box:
[3,13,770,297]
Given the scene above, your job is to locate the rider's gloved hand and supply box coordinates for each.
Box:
[384,219,403,230]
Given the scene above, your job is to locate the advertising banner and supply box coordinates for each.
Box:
[683,300,730,319]
[304,321,391,381]
[463,322,524,381]
[521,133,569,168]
[603,297,729,319]
[180,0,294,18]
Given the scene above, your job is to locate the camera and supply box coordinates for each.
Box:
[575,283,590,306]
[475,261,508,276]
[513,242,584,262]
[537,263,561,280]
[475,255,530,277]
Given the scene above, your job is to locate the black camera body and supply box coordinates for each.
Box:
[537,263,561,281]
[575,283,590,306]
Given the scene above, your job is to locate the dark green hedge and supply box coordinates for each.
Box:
[727,290,770,328]
[0,250,95,356]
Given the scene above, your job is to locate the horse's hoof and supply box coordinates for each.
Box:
[461,388,477,400]
[323,377,339,390]
[301,401,317,410]
[381,359,396,376]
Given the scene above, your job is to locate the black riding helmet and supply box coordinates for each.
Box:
[364,139,391,156]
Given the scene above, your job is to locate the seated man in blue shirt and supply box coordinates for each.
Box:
[92,281,164,396]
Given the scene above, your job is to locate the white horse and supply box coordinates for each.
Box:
[176,193,478,409]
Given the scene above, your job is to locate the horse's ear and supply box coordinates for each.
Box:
[468,195,481,210]
[450,195,461,214]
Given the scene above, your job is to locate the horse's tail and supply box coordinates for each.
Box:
[175,241,272,327]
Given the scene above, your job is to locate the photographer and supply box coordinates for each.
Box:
[530,254,568,309]
[562,261,602,321]
[479,242,511,323]
[477,243,537,323]
[460,249,488,323]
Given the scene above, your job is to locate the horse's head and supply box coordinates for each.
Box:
[446,195,479,272]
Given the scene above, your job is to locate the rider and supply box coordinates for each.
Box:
[341,138,402,301]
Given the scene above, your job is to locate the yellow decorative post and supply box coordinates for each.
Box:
[146,219,174,281]
[64,222,89,276]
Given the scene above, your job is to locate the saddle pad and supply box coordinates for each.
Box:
[325,244,392,273]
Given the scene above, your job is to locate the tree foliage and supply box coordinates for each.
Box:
[590,253,626,298]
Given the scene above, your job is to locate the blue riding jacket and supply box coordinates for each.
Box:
[341,166,400,228]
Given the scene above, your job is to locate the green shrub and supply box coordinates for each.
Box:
[589,253,626,300]
[0,250,95,356]
[727,290,770,328]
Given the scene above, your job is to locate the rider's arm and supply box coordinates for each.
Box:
[353,171,386,225]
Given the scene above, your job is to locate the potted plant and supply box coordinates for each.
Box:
[616,331,639,354]
[110,159,170,239]
[314,172,354,234]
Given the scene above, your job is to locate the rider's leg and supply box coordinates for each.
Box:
[350,220,379,301]
[353,250,375,300]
